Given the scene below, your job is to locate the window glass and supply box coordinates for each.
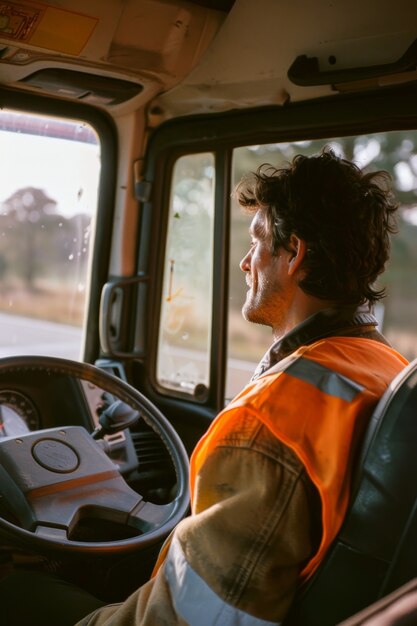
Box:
[227,133,417,400]
[157,153,215,396]
[0,110,100,359]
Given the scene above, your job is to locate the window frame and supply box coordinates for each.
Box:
[137,146,232,413]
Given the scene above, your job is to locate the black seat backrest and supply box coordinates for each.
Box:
[285,358,417,626]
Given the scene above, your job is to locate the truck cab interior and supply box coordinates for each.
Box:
[0,1,417,624]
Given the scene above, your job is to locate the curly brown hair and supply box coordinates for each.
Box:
[234,147,399,305]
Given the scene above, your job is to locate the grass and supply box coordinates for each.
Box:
[0,279,85,326]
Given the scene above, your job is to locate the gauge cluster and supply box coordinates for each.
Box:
[0,390,40,438]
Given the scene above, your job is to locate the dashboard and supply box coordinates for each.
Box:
[0,362,126,438]
[0,374,93,437]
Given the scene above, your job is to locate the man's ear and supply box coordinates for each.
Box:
[287,235,307,276]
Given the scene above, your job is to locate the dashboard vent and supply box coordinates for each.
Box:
[131,429,173,474]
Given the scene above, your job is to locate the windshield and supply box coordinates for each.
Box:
[0,109,100,359]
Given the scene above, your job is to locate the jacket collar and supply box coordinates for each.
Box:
[251,304,379,381]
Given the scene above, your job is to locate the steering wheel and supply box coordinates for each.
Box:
[0,356,190,556]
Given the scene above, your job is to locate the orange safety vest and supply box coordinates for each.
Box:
[190,336,408,581]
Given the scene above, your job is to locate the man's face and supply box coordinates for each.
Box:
[240,209,293,332]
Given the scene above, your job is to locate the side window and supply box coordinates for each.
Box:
[227,133,417,400]
[0,109,100,360]
[156,153,215,396]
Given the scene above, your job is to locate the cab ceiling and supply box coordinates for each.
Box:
[0,0,229,112]
[0,0,415,121]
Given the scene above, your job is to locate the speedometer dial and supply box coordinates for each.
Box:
[0,390,39,438]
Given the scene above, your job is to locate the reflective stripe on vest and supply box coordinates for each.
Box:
[277,355,365,401]
[190,336,408,581]
[164,535,280,626]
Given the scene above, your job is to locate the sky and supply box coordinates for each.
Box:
[0,129,101,217]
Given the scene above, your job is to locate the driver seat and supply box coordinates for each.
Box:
[285,357,417,626]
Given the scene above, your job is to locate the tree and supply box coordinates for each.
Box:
[0,187,57,289]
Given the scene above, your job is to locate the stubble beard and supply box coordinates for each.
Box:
[242,289,271,327]
[242,283,286,332]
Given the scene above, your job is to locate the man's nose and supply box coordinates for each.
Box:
[240,250,251,272]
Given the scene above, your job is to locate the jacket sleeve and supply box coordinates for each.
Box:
[76,410,320,626]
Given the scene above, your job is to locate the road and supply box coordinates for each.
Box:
[0,312,83,360]
[0,312,258,398]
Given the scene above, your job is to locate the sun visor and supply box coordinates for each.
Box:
[20,68,143,105]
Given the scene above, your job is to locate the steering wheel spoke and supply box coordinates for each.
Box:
[35,525,68,542]
[129,500,179,534]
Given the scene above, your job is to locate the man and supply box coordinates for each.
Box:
[1,148,408,625]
